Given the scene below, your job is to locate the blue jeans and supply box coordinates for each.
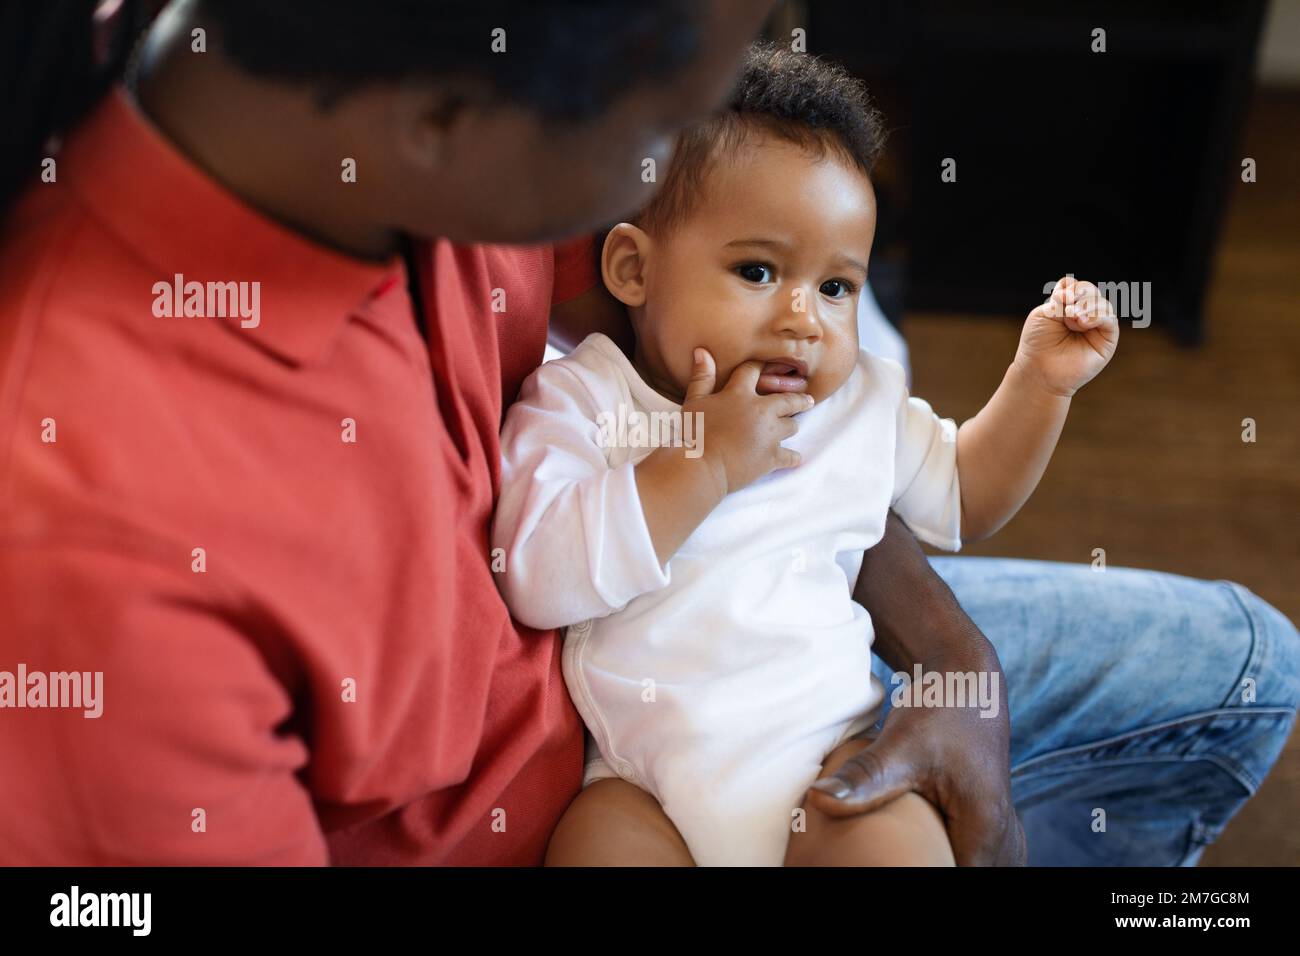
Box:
[868,558,1300,865]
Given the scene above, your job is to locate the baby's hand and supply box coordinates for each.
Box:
[683,348,811,497]
[1013,276,1120,398]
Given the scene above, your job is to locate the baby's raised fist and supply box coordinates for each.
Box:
[1014,275,1120,398]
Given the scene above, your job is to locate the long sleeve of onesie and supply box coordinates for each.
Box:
[492,359,671,631]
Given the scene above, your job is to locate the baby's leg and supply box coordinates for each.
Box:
[785,738,956,866]
[545,777,696,866]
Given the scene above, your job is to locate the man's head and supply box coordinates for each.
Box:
[3,0,776,249]
[191,0,774,245]
[600,43,886,404]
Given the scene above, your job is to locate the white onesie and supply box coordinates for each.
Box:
[493,332,962,865]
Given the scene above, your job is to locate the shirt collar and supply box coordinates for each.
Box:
[62,88,402,366]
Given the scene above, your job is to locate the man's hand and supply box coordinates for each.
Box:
[817,511,1028,865]
[807,657,1025,865]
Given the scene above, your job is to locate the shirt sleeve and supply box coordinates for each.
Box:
[549,234,600,306]
[0,545,329,864]
[492,358,671,631]
[890,372,963,552]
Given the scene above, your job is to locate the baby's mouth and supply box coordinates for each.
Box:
[757,358,810,395]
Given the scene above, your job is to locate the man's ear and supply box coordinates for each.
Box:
[601,223,652,308]
[393,84,471,172]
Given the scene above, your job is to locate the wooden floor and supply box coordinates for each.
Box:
[904,89,1299,865]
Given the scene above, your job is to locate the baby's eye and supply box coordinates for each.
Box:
[820,279,855,299]
[736,263,774,284]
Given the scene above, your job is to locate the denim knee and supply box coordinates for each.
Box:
[1219,580,1300,713]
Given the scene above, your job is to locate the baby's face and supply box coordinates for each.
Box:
[634,134,876,404]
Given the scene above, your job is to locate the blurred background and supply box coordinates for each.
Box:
[763,0,1298,864]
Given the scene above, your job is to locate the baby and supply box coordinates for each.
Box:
[493,44,1118,866]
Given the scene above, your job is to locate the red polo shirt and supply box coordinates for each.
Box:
[0,89,592,865]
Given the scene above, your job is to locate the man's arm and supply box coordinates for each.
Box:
[811,511,1026,865]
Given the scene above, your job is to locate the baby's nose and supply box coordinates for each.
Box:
[773,292,823,338]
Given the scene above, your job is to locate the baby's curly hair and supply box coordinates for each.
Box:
[635,42,887,236]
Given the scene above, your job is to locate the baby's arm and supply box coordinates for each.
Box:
[956,276,1120,541]
[494,360,673,630]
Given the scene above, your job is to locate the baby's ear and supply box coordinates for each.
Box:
[600,223,651,308]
